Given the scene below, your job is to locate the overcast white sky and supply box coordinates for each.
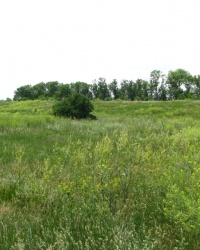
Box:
[0,0,200,99]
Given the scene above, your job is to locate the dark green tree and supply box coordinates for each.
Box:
[32,82,47,99]
[166,69,192,99]
[70,82,92,99]
[134,79,149,100]
[97,78,110,100]
[191,75,200,99]
[52,93,96,119]
[13,85,33,100]
[108,79,120,99]
[149,70,162,100]
[120,80,145,101]
[184,75,195,98]
[56,84,71,100]
[158,73,168,100]
[119,80,130,100]
[46,81,60,98]
[127,80,137,101]
[90,80,99,99]
[158,84,167,100]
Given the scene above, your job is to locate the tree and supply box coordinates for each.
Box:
[56,84,71,100]
[46,81,60,98]
[166,69,192,99]
[119,79,148,101]
[108,79,119,99]
[126,80,137,101]
[52,93,96,119]
[156,73,167,100]
[158,84,167,101]
[70,82,93,99]
[97,78,110,100]
[149,70,162,100]
[90,80,99,99]
[134,79,149,100]
[190,75,200,99]
[32,82,47,99]
[119,80,133,100]
[13,85,33,100]
[6,97,12,102]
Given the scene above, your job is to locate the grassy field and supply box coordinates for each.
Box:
[0,99,200,249]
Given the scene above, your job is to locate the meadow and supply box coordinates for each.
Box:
[0,99,200,249]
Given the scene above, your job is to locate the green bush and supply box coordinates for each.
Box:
[52,93,96,119]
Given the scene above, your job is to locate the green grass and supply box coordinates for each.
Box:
[0,99,200,249]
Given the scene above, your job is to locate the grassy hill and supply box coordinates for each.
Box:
[0,100,200,249]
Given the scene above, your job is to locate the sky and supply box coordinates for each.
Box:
[0,0,200,99]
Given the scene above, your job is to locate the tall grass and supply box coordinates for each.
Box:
[0,100,200,249]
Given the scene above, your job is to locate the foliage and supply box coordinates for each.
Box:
[70,82,93,99]
[149,70,162,99]
[108,79,119,99]
[12,68,200,101]
[55,83,72,100]
[32,82,47,99]
[166,69,192,99]
[52,93,96,119]
[13,85,33,101]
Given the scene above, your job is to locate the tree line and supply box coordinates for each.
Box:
[13,69,200,101]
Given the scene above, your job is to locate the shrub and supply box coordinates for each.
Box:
[52,93,96,119]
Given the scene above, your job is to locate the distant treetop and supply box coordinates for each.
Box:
[13,69,200,101]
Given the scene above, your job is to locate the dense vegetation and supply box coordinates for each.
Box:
[0,99,200,249]
[13,69,200,101]
[52,94,96,119]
